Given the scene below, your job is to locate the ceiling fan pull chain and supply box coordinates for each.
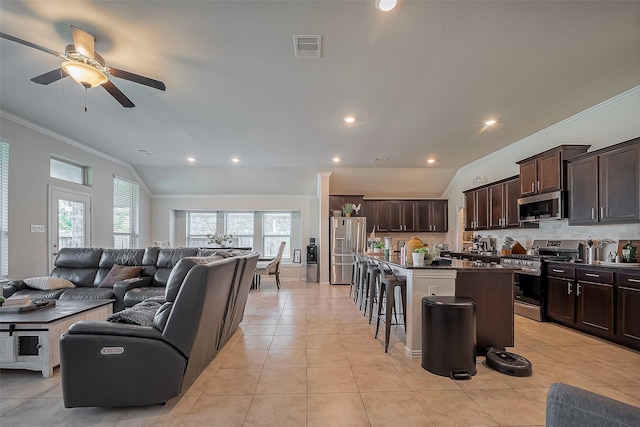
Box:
[83,86,88,112]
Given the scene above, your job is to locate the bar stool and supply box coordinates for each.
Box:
[375,265,407,352]
[350,254,361,299]
[362,261,380,319]
[355,257,369,304]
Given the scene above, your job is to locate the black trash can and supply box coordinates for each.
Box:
[421,296,477,379]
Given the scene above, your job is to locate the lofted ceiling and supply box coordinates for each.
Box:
[1,1,639,195]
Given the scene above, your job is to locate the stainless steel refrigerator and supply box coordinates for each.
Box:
[330,217,367,285]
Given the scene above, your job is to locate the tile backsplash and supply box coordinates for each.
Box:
[476,220,639,257]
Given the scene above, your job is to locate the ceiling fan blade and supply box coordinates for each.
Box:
[0,32,64,58]
[109,67,166,91]
[31,68,68,85]
[102,80,135,108]
[70,25,94,59]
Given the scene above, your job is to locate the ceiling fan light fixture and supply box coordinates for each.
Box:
[375,0,397,12]
[61,60,108,88]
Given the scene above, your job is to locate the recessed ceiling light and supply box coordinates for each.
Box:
[427,158,436,164]
[231,157,240,163]
[333,157,341,163]
[187,157,196,163]
[344,116,356,124]
[375,0,397,12]
[484,119,497,126]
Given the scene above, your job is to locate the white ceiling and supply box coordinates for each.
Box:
[1,1,639,195]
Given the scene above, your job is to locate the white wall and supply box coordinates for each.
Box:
[442,86,640,251]
[0,114,151,279]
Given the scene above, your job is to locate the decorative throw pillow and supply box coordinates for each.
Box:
[98,265,143,288]
[24,276,75,290]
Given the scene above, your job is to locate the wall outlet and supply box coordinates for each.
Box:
[428,285,437,296]
[30,224,45,233]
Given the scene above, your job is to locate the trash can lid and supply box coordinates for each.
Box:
[422,296,475,307]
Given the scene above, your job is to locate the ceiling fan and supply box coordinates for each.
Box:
[0,25,166,108]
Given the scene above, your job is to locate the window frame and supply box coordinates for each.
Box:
[50,156,92,186]
[224,212,254,249]
[186,211,218,247]
[113,176,139,249]
[0,142,8,279]
[262,211,292,260]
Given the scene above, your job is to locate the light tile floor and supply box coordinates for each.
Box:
[2,280,640,426]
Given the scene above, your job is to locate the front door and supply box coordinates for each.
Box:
[49,187,92,271]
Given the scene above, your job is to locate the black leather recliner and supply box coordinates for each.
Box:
[60,253,257,407]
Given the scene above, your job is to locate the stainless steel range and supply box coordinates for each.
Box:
[500,239,582,321]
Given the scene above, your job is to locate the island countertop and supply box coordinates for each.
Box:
[364,254,515,272]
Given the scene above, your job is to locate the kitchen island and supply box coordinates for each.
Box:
[364,255,515,357]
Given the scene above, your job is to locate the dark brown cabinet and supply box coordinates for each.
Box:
[575,269,614,337]
[546,267,575,323]
[488,176,520,229]
[365,199,448,233]
[464,187,488,230]
[545,263,638,349]
[617,272,640,349]
[518,145,589,196]
[568,138,640,225]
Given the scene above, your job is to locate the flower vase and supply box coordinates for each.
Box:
[412,252,425,265]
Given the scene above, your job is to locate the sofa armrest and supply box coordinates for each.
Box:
[3,280,26,298]
[67,320,163,340]
[546,382,640,427]
[112,277,151,312]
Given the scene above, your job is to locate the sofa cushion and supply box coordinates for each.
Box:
[165,258,200,302]
[10,288,68,300]
[124,287,165,308]
[54,248,103,268]
[106,301,161,327]
[59,287,114,301]
[24,276,75,290]
[98,265,143,288]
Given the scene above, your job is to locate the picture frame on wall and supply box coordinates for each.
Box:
[293,249,301,263]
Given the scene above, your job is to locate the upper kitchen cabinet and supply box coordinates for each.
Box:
[489,176,520,229]
[518,145,590,196]
[464,187,488,230]
[568,137,640,225]
[365,199,448,233]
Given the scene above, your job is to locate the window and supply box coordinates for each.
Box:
[263,212,291,259]
[50,157,91,186]
[0,142,8,279]
[225,212,254,249]
[187,212,217,247]
[113,177,139,249]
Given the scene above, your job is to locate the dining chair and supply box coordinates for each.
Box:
[254,241,286,289]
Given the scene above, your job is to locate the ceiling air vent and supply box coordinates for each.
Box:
[293,35,321,58]
[372,157,390,163]
[135,148,156,156]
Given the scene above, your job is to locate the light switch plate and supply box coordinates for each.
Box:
[30,224,45,233]
[428,285,437,296]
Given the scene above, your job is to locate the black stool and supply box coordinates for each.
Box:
[421,296,477,379]
[374,269,407,352]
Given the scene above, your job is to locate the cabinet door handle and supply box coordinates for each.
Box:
[531,182,535,192]
[568,282,572,294]
[577,283,581,296]
[600,206,605,218]
[537,181,540,192]
[591,208,595,220]
[585,273,600,278]
[629,278,640,283]
[553,269,565,273]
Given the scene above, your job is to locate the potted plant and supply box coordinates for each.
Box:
[373,242,385,253]
[342,203,354,217]
[206,232,233,247]
[412,247,433,265]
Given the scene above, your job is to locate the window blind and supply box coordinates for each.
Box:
[113,177,139,249]
[0,142,8,278]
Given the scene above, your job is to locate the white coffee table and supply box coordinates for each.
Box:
[0,300,113,377]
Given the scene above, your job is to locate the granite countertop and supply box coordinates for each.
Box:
[544,259,640,272]
[364,254,513,272]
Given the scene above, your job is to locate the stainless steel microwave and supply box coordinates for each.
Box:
[518,191,564,222]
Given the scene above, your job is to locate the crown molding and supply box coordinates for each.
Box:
[0,110,151,195]
[151,193,317,199]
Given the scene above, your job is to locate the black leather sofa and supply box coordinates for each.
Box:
[2,247,247,312]
[60,251,259,407]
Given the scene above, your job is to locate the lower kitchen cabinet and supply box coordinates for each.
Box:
[546,263,638,350]
[616,272,640,349]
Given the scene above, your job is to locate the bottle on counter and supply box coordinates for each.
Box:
[622,241,637,263]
